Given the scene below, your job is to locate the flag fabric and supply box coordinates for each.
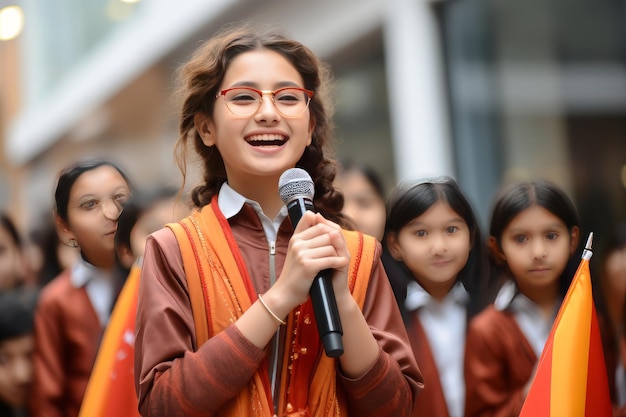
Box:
[520,233,612,417]
[78,264,142,417]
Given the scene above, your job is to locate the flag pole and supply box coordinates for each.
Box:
[582,232,593,261]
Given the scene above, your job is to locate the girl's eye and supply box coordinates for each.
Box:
[231,93,257,103]
[416,230,427,237]
[546,232,558,240]
[80,200,98,210]
[115,193,130,204]
[446,226,459,234]
[275,92,300,104]
[514,235,527,243]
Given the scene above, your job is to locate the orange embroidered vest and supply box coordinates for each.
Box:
[168,199,376,417]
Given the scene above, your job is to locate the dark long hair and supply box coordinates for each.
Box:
[488,180,580,297]
[0,212,22,248]
[383,176,490,318]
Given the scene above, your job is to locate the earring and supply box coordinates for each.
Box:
[69,238,78,248]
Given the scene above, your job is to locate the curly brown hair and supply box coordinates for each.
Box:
[173,23,352,227]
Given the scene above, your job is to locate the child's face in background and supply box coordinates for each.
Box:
[129,197,188,260]
[604,245,626,299]
[0,226,26,291]
[59,165,131,268]
[0,335,33,409]
[498,205,578,295]
[387,202,471,300]
[335,170,386,241]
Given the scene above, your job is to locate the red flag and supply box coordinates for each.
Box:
[78,265,142,417]
[520,233,612,416]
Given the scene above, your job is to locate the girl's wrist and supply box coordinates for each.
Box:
[261,287,293,321]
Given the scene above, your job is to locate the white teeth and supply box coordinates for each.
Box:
[247,134,286,141]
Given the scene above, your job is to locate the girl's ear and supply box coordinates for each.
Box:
[569,225,580,255]
[307,118,315,146]
[488,236,506,264]
[194,113,215,147]
[55,215,75,247]
[386,232,403,261]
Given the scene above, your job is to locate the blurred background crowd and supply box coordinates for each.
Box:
[0,0,624,416]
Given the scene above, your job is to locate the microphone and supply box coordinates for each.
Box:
[278,168,344,358]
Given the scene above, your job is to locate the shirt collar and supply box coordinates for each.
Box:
[70,255,111,288]
[217,182,289,234]
[405,280,469,311]
[218,182,248,219]
[494,280,518,311]
[494,280,561,319]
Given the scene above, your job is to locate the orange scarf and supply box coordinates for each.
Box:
[168,199,375,417]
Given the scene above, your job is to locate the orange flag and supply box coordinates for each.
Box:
[78,264,142,417]
[520,233,612,416]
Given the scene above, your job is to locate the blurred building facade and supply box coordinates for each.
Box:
[1,0,624,256]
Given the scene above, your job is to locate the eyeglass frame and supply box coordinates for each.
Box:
[215,86,314,118]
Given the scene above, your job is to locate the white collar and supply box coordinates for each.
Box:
[494,280,519,311]
[218,182,249,219]
[494,280,557,315]
[405,280,469,311]
[217,182,288,221]
[70,255,109,288]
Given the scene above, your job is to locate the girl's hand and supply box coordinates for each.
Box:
[272,211,350,308]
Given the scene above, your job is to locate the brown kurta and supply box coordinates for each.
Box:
[135,203,423,416]
[30,270,103,417]
[464,306,536,417]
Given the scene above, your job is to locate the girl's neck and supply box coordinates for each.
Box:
[81,252,115,273]
[419,278,457,302]
[519,282,560,319]
[228,177,284,219]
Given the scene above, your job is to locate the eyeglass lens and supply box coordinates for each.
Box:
[223,88,311,117]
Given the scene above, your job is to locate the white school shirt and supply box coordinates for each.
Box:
[494,280,559,359]
[405,281,468,417]
[218,182,288,248]
[69,255,116,327]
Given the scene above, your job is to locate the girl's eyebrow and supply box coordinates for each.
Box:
[406,216,465,227]
[74,186,129,202]
[507,222,566,234]
[228,80,302,89]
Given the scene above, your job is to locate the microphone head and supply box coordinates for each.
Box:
[278,168,315,203]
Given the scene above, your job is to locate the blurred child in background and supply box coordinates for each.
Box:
[0,213,29,291]
[30,159,133,417]
[464,180,580,417]
[384,176,489,417]
[0,288,39,417]
[26,216,79,288]
[595,223,626,411]
[334,160,387,241]
[78,185,187,417]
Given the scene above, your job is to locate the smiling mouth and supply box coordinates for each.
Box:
[246,134,287,146]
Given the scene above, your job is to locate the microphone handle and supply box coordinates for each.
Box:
[286,197,344,357]
[310,270,344,357]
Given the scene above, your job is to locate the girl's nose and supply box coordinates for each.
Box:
[102,198,123,220]
[254,95,281,122]
[14,356,33,384]
[531,240,548,259]
[431,234,448,254]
